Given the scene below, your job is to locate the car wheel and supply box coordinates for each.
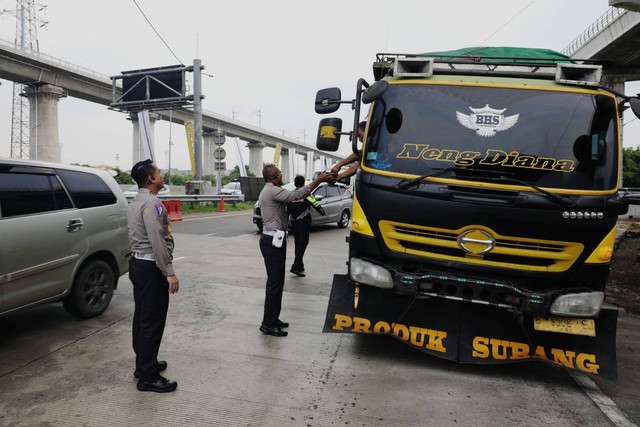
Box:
[338,209,350,228]
[63,259,115,319]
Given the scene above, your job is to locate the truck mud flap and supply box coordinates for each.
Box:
[323,275,618,379]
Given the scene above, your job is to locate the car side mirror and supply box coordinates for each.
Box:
[316,117,343,151]
[314,195,324,201]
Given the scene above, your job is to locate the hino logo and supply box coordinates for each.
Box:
[458,229,495,255]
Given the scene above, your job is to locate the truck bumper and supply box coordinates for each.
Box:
[323,274,618,379]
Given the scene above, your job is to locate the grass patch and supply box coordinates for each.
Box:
[180,201,254,214]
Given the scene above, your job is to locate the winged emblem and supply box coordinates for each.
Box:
[456,104,519,137]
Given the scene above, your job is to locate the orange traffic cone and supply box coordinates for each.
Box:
[219,196,226,212]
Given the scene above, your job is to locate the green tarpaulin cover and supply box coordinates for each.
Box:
[422,46,572,63]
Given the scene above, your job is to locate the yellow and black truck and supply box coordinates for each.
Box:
[314,47,640,379]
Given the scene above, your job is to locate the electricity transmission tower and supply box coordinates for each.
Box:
[9,0,46,159]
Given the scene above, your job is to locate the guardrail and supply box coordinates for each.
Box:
[562,7,628,57]
[124,194,246,203]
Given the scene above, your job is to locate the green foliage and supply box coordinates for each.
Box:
[163,165,254,188]
[623,146,640,187]
[180,201,254,214]
[164,173,194,186]
[113,167,134,184]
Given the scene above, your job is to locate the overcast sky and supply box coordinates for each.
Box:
[0,0,639,173]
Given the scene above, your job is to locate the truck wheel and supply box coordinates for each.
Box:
[338,210,350,228]
[63,259,115,319]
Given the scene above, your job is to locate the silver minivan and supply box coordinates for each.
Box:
[0,158,131,319]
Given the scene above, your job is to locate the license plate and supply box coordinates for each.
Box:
[533,315,596,336]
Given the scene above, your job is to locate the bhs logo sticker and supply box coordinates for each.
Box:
[456,104,519,137]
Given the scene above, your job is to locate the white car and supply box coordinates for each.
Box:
[123,184,170,198]
[220,181,242,195]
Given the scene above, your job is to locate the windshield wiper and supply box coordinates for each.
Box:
[396,167,457,190]
[487,176,577,208]
[397,167,577,208]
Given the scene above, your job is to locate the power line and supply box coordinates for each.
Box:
[479,1,537,46]
[131,0,183,65]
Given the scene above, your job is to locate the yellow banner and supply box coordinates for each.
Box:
[184,120,196,175]
[273,143,282,167]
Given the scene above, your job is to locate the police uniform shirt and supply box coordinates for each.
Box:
[259,182,311,232]
[126,188,175,276]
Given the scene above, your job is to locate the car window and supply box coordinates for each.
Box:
[313,186,327,198]
[0,171,73,218]
[56,169,117,208]
[325,185,341,198]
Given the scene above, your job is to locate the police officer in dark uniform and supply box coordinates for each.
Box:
[287,175,325,277]
[127,159,180,393]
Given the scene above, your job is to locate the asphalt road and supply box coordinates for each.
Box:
[0,211,638,426]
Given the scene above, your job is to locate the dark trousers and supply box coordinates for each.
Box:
[129,258,169,381]
[291,215,311,271]
[260,234,287,327]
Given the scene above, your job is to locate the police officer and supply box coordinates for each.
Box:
[287,175,326,277]
[258,164,330,336]
[127,159,180,393]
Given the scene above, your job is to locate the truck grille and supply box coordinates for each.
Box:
[378,221,583,272]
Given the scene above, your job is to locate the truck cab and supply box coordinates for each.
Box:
[314,47,640,378]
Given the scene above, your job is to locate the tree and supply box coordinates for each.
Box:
[163,173,194,186]
[114,167,134,184]
[623,146,640,187]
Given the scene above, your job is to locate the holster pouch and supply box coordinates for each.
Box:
[272,230,286,248]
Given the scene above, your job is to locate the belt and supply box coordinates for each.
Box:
[262,230,288,237]
[133,252,155,261]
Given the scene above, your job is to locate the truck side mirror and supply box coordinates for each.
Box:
[630,97,640,119]
[316,118,342,151]
[315,88,342,114]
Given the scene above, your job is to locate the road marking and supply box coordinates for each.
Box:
[569,371,638,427]
[173,256,187,262]
[205,233,222,236]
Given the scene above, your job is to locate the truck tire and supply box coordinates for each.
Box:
[63,259,115,319]
[338,209,350,228]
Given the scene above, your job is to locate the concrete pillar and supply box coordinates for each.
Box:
[203,130,214,176]
[129,112,160,166]
[247,141,265,176]
[305,151,316,179]
[288,148,298,180]
[281,148,290,183]
[23,84,66,162]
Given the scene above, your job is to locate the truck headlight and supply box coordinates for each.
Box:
[550,292,604,317]
[349,258,394,289]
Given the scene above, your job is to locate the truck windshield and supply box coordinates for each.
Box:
[363,84,618,191]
